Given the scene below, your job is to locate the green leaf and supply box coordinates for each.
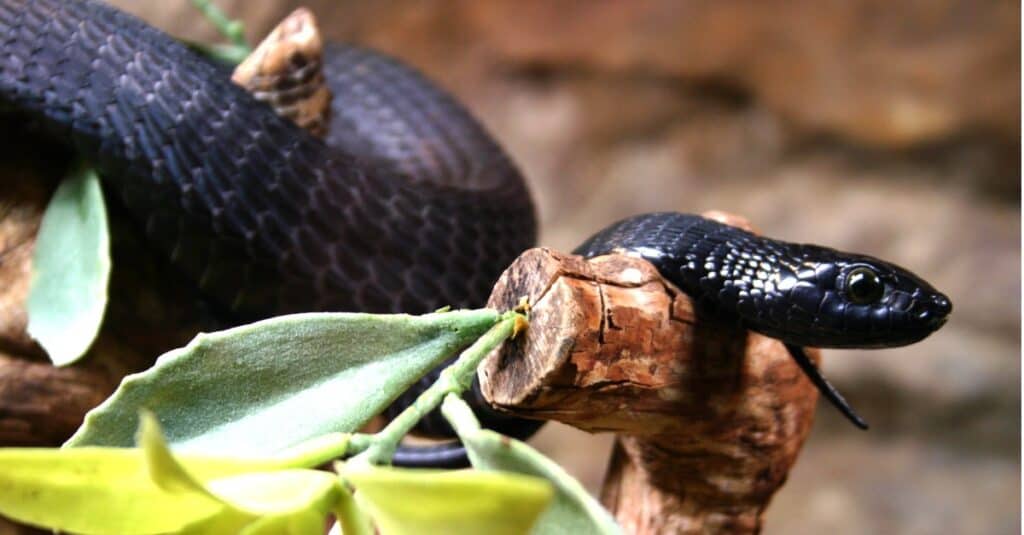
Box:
[442,395,621,535]
[237,508,326,535]
[0,414,346,534]
[210,470,340,515]
[179,470,341,535]
[0,447,222,534]
[66,310,498,456]
[26,164,110,366]
[331,481,374,535]
[344,466,554,535]
[140,412,342,535]
[138,411,220,497]
[349,312,521,465]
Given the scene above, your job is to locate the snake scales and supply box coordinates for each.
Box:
[0,0,951,466]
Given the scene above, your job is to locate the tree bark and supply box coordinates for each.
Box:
[482,242,819,534]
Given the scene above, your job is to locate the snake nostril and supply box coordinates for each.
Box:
[932,294,952,316]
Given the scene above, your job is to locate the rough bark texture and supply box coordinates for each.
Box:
[483,243,818,534]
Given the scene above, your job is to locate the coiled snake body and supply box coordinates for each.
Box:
[0,0,951,465]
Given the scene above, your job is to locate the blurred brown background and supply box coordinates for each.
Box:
[108,1,1021,533]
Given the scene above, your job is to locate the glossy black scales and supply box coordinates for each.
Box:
[0,0,534,466]
[0,0,534,320]
[576,212,952,428]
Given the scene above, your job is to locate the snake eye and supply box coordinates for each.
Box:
[845,267,884,304]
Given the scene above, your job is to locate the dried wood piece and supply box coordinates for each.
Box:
[482,246,820,534]
[0,343,136,446]
[231,8,332,137]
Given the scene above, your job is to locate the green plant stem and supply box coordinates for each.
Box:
[351,312,523,466]
[344,434,374,457]
[189,0,251,50]
[276,432,351,469]
[186,42,251,65]
[440,394,482,435]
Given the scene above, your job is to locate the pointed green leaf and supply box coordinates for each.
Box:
[331,481,374,535]
[344,466,553,535]
[0,414,348,534]
[0,447,223,534]
[207,470,341,515]
[66,310,498,456]
[138,415,341,535]
[146,431,351,481]
[238,509,325,535]
[442,395,621,535]
[26,164,110,366]
[138,412,216,497]
[179,470,342,535]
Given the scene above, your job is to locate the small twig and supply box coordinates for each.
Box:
[481,247,819,534]
[350,311,523,466]
[184,41,251,65]
[188,0,250,50]
[440,393,482,435]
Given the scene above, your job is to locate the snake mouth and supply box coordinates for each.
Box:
[933,294,953,318]
[927,315,949,332]
[898,314,949,346]
[921,293,952,330]
[903,291,952,338]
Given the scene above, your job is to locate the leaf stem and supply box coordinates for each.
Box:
[440,394,482,436]
[352,312,523,465]
[188,0,251,50]
[276,432,351,468]
[344,434,374,457]
[185,42,252,65]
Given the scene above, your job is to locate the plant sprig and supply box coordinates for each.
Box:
[184,0,252,64]
[348,311,521,465]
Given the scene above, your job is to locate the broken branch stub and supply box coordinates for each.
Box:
[481,247,820,534]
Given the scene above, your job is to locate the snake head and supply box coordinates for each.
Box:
[779,246,952,348]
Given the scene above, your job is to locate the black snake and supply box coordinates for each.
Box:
[0,0,952,466]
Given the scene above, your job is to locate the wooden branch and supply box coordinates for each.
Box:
[482,245,820,534]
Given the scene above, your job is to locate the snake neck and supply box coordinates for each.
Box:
[574,212,950,349]
[574,213,761,326]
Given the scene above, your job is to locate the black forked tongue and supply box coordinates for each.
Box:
[784,344,869,430]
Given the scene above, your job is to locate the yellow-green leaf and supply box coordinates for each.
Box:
[138,412,342,534]
[139,412,216,497]
[181,470,342,535]
[239,509,325,535]
[441,395,621,535]
[208,470,341,515]
[26,164,110,366]
[0,416,348,534]
[344,466,553,535]
[0,448,222,534]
